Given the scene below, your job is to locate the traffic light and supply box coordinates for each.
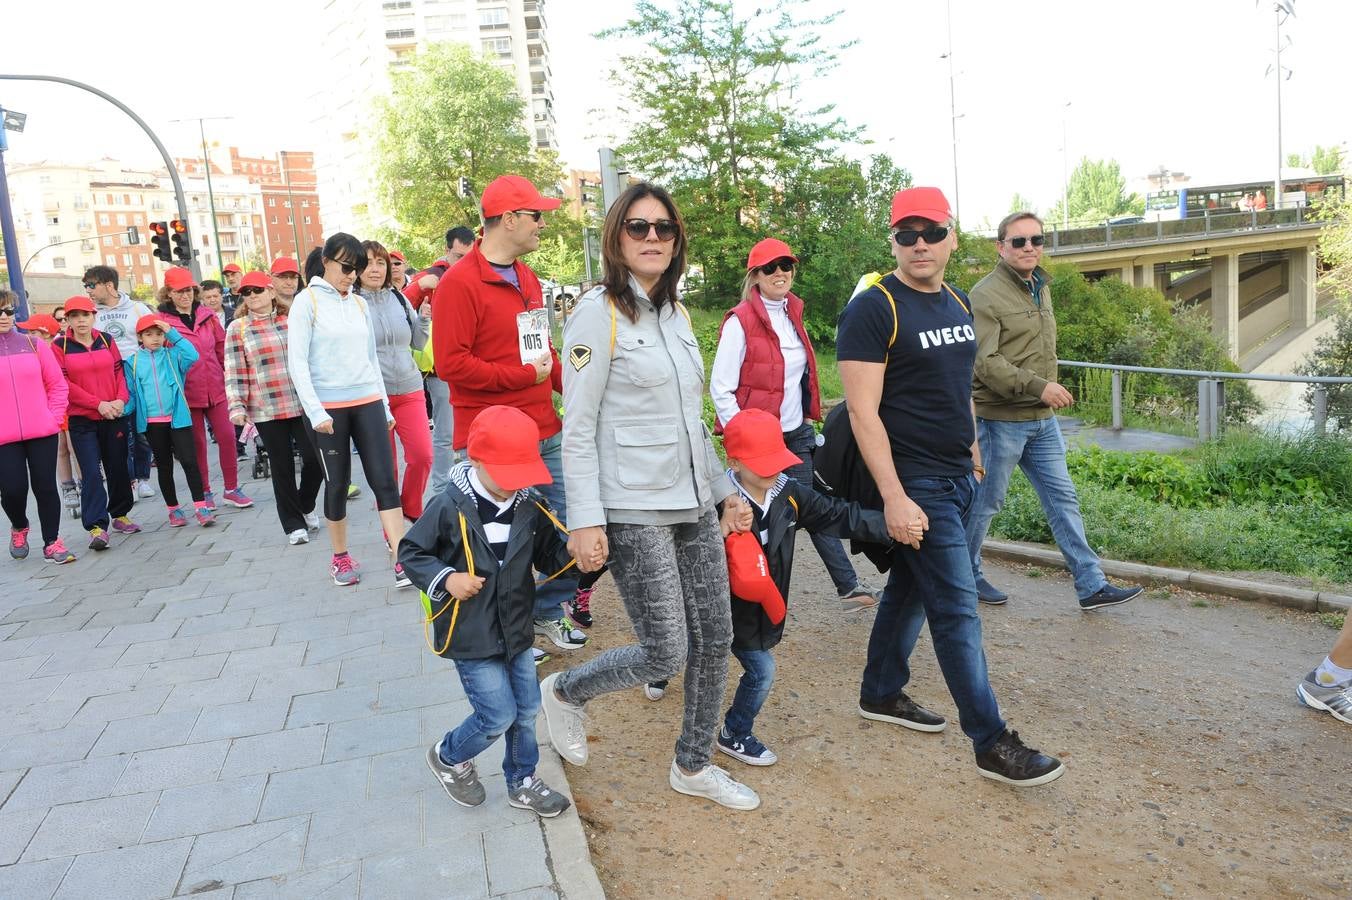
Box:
[170,220,191,263]
[149,221,171,263]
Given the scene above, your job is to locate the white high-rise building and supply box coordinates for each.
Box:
[311,0,557,234]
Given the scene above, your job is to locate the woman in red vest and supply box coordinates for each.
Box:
[710,238,881,613]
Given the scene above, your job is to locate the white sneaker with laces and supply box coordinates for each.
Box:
[539,673,588,765]
[287,529,309,545]
[304,511,320,531]
[668,759,760,810]
[136,480,156,499]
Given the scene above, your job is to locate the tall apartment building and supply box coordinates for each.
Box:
[312,0,557,233]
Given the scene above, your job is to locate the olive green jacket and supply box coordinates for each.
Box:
[970,260,1058,421]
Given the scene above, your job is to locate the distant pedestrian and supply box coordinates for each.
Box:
[270,257,303,313]
[1296,613,1352,727]
[200,280,228,327]
[388,250,411,291]
[0,294,76,564]
[221,263,243,319]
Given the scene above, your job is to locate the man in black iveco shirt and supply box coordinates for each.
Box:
[836,186,1064,787]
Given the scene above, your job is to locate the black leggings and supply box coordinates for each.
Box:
[256,416,323,534]
[306,400,401,520]
[144,423,205,507]
[0,434,61,545]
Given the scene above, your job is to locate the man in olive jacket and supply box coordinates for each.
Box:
[965,211,1141,612]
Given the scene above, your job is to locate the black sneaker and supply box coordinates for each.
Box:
[1079,583,1142,611]
[975,729,1065,787]
[975,576,1008,605]
[858,693,947,732]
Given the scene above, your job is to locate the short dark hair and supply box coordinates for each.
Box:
[304,246,324,282]
[322,232,367,275]
[445,226,475,249]
[83,265,118,289]
[361,240,393,290]
[997,211,1044,241]
[200,279,223,292]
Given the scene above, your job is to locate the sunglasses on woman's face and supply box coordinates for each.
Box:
[239,287,266,298]
[0,307,15,317]
[759,259,795,275]
[622,218,679,242]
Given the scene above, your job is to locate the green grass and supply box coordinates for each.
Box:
[1319,612,1346,630]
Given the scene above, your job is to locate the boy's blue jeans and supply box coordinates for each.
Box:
[441,648,540,789]
[724,647,776,737]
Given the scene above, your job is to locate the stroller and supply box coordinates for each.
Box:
[244,423,270,481]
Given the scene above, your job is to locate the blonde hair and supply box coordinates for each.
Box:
[739,270,759,303]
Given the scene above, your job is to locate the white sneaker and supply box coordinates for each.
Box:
[539,673,588,765]
[304,511,320,531]
[287,529,310,545]
[668,759,760,810]
[136,480,156,499]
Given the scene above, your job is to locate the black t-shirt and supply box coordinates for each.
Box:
[836,274,976,478]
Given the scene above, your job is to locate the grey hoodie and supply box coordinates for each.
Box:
[95,292,153,359]
[358,286,428,397]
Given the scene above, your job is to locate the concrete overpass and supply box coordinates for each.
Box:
[1044,208,1324,365]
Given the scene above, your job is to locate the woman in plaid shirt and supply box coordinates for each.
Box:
[225,271,324,545]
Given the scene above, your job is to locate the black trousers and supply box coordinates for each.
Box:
[0,434,61,545]
[305,400,401,521]
[256,416,323,534]
[68,416,134,530]
[144,423,205,507]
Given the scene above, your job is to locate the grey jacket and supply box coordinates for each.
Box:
[562,280,733,529]
[359,286,428,397]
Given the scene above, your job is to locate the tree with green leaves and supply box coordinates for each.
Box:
[1299,300,1352,429]
[1008,192,1039,215]
[1048,158,1144,226]
[1288,145,1346,176]
[527,233,586,287]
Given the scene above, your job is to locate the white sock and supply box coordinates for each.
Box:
[1314,657,1352,688]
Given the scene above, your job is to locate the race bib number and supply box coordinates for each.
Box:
[517,309,550,365]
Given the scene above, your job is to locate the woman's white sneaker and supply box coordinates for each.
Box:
[539,673,589,765]
[287,529,309,545]
[668,760,760,810]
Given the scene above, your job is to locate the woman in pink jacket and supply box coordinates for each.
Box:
[0,294,76,564]
[157,267,252,510]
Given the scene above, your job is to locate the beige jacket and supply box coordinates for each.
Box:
[970,260,1059,421]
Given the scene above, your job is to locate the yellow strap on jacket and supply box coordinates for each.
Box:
[856,274,968,363]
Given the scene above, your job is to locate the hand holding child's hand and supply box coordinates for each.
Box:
[448,573,486,599]
[720,496,752,537]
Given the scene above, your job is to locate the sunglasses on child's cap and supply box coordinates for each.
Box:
[1003,234,1046,249]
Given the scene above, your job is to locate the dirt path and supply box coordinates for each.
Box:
[538,538,1351,899]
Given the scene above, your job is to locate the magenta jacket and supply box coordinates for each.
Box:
[156,302,227,409]
[0,329,69,445]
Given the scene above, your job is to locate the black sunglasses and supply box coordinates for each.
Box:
[759,258,795,275]
[510,209,544,222]
[82,282,97,291]
[622,218,679,242]
[0,307,15,316]
[1004,235,1046,249]
[893,225,950,247]
[239,287,266,298]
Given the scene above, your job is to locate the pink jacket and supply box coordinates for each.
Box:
[156,302,227,409]
[0,329,68,445]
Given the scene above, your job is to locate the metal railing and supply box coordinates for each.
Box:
[1044,206,1320,254]
[1058,360,1352,440]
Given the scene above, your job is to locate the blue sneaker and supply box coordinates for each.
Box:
[716,727,778,767]
[201,491,217,513]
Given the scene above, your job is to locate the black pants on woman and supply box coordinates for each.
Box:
[0,434,61,545]
[256,416,323,534]
[305,400,401,521]
[143,423,205,507]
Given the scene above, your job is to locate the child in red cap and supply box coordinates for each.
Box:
[399,404,600,817]
[675,408,890,767]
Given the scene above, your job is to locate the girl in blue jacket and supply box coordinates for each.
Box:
[124,316,215,527]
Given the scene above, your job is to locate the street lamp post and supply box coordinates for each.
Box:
[1268,1,1295,210]
[941,0,961,224]
[1061,101,1072,229]
[280,150,302,258]
[172,117,232,276]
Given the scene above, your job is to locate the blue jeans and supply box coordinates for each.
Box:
[442,649,540,789]
[533,432,576,620]
[126,428,151,482]
[860,474,1006,754]
[783,422,861,596]
[965,416,1107,600]
[724,648,776,737]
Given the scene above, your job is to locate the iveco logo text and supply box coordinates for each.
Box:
[918,325,976,349]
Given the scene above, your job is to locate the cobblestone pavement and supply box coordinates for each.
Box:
[0,449,602,899]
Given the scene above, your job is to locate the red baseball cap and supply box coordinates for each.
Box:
[725,532,786,624]
[466,405,552,492]
[270,257,300,276]
[164,267,196,291]
[135,314,167,334]
[722,409,802,478]
[240,271,273,290]
[63,295,96,315]
[746,238,798,271]
[222,263,242,274]
[480,175,562,219]
[20,314,60,336]
[890,186,952,227]
[389,250,405,262]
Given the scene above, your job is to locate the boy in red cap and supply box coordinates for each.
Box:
[677,408,891,767]
[399,404,597,817]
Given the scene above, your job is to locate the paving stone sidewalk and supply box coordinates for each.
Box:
[0,451,602,899]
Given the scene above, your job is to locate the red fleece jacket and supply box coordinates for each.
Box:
[52,330,130,420]
[431,240,562,449]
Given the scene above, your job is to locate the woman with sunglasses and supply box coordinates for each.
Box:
[0,294,76,564]
[288,233,406,587]
[157,268,253,511]
[357,240,432,522]
[225,271,324,545]
[542,183,760,811]
[707,238,880,618]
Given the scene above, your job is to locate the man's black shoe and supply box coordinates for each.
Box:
[975,730,1065,787]
[1079,582,1142,611]
[858,693,947,732]
[975,577,1008,605]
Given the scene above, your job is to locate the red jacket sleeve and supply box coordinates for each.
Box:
[431,272,537,392]
[37,339,69,421]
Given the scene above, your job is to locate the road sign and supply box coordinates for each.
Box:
[2,109,26,132]
[126,225,140,245]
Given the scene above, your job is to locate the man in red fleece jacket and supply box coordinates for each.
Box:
[431,174,589,652]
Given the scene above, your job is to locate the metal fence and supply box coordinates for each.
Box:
[1058,360,1352,441]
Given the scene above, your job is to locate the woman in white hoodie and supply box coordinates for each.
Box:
[287,233,407,588]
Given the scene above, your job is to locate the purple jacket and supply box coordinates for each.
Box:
[0,329,68,445]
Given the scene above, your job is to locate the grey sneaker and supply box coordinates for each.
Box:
[539,673,588,765]
[426,743,486,807]
[839,584,881,613]
[507,774,571,817]
[668,759,760,810]
[1297,670,1352,725]
[534,617,588,650]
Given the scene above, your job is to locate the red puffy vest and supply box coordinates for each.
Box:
[715,288,821,433]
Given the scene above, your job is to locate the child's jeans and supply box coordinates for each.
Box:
[724,647,776,737]
[442,648,539,789]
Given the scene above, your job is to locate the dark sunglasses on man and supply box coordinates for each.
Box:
[893,225,950,247]
[510,209,544,222]
[622,218,679,242]
[1004,235,1045,249]
[82,282,97,291]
